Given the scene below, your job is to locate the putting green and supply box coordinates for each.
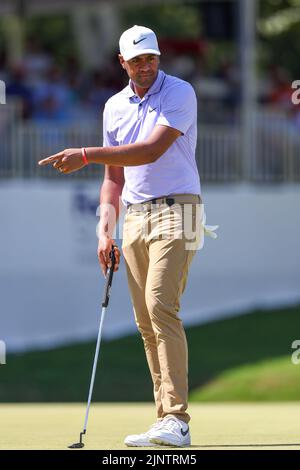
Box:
[1,402,300,450]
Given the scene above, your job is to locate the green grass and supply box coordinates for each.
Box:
[1,304,300,402]
[190,356,300,401]
[2,403,300,449]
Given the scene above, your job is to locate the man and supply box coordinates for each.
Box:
[39,25,217,447]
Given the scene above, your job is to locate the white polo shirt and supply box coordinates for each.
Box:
[102,70,201,206]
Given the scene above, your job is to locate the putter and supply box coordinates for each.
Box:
[68,246,116,449]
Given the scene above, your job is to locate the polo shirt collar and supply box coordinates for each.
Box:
[125,70,165,99]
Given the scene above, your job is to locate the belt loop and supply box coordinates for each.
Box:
[166,198,175,207]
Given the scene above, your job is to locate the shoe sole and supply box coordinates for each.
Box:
[150,437,190,448]
[125,442,158,447]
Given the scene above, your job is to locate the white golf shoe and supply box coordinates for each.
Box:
[149,416,191,447]
[124,421,164,447]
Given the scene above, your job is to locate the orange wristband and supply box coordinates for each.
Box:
[81,147,88,165]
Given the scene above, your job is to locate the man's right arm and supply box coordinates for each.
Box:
[97,165,124,276]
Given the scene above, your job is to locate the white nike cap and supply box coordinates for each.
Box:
[119,25,161,61]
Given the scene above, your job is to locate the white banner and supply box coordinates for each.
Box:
[0,180,300,352]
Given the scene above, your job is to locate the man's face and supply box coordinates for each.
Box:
[119,54,160,89]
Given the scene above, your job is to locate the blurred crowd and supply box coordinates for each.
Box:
[0,36,299,125]
[0,37,124,123]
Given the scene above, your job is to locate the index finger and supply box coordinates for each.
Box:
[38,152,64,166]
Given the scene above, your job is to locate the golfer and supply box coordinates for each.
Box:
[39,25,217,447]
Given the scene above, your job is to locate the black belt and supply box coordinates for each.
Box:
[127,197,175,209]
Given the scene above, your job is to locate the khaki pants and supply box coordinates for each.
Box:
[122,194,203,425]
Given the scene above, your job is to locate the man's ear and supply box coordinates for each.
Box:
[118,54,126,70]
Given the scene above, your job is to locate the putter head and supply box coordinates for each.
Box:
[68,442,85,449]
[68,430,86,449]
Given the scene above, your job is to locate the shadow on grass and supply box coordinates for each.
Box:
[190,443,300,448]
[187,304,300,396]
[0,304,299,402]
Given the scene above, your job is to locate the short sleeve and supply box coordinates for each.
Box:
[156,82,197,135]
[102,103,118,147]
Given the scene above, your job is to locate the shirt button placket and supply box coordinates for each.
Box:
[138,102,143,119]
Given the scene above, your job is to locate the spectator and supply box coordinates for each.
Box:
[22,36,53,87]
[267,65,294,111]
[85,69,118,115]
[31,65,74,122]
[6,64,32,119]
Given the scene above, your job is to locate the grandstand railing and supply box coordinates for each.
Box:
[1,104,300,182]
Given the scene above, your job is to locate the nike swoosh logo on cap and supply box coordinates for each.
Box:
[133,37,147,45]
[181,426,189,437]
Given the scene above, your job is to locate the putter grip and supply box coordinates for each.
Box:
[101,247,116,307]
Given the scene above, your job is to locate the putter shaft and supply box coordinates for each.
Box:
[68,248,116,449]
